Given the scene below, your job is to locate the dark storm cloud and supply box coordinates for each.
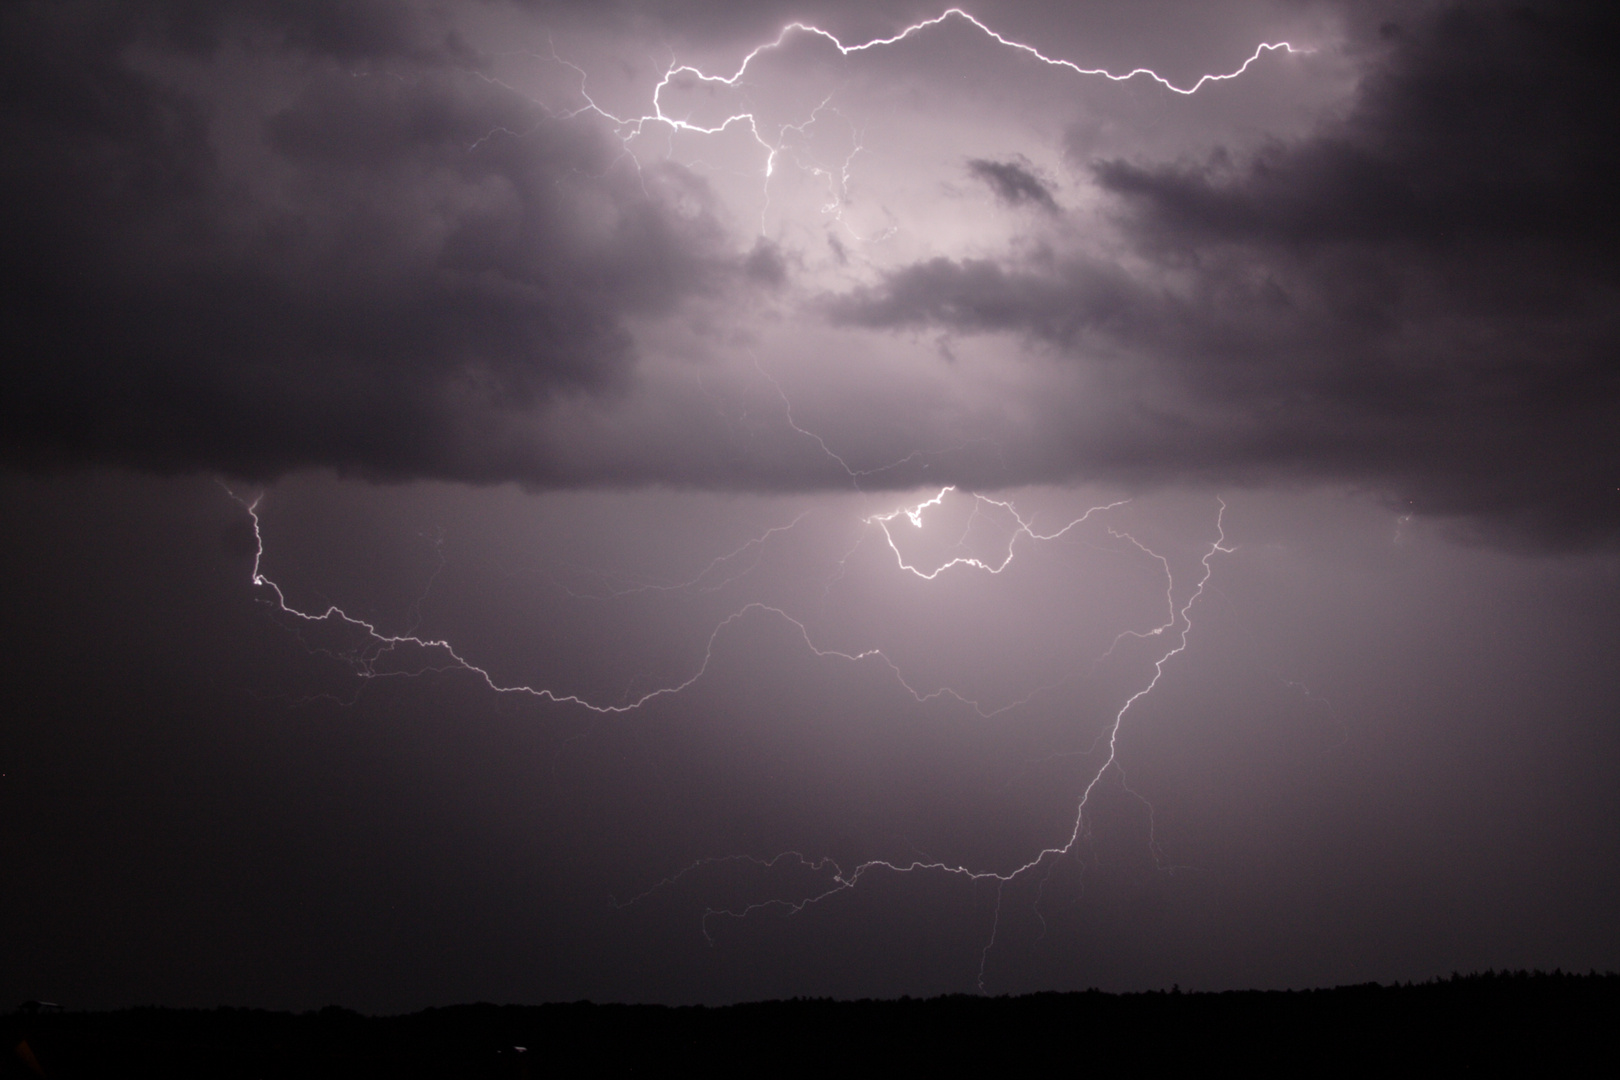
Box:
[830,0,1620,548]
[967,157,1059,212]
[0,0,747,482]
[6,0,1615,548]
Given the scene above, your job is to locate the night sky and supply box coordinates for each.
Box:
[2,0,1617,1011]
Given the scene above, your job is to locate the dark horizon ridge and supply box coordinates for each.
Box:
[6,971,1616,1076]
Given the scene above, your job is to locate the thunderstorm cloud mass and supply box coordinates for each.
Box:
[2,0,1617,1010]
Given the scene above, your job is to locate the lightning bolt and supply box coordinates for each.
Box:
[619,497,1232,991]
[483,8,1307,226]
[230,486,1133,719]
[679,8,1305,95]
[230,6,1289,991]
[232,477,1231,990]
[865,485,1130,579]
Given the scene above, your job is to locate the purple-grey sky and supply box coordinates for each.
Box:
[2,0,1617,1009]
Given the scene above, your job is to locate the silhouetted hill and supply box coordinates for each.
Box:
[4,971,1613,1077]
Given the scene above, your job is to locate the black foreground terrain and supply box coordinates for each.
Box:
[4,972,1613,1077]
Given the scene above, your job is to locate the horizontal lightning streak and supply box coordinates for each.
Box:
[532,8,1306,210]
[229,488,1080,719]
[644,6,1302,118]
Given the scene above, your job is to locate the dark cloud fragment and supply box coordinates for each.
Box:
[967,156,1059,212]
[830,0,1620,548]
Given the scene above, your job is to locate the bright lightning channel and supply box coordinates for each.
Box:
[507,8,1306,213]
[229,487,1128,719]
[626,499,1232,992]
[246,5,1282,988]
[232,482,1231,989]
[865,485,1129,579]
